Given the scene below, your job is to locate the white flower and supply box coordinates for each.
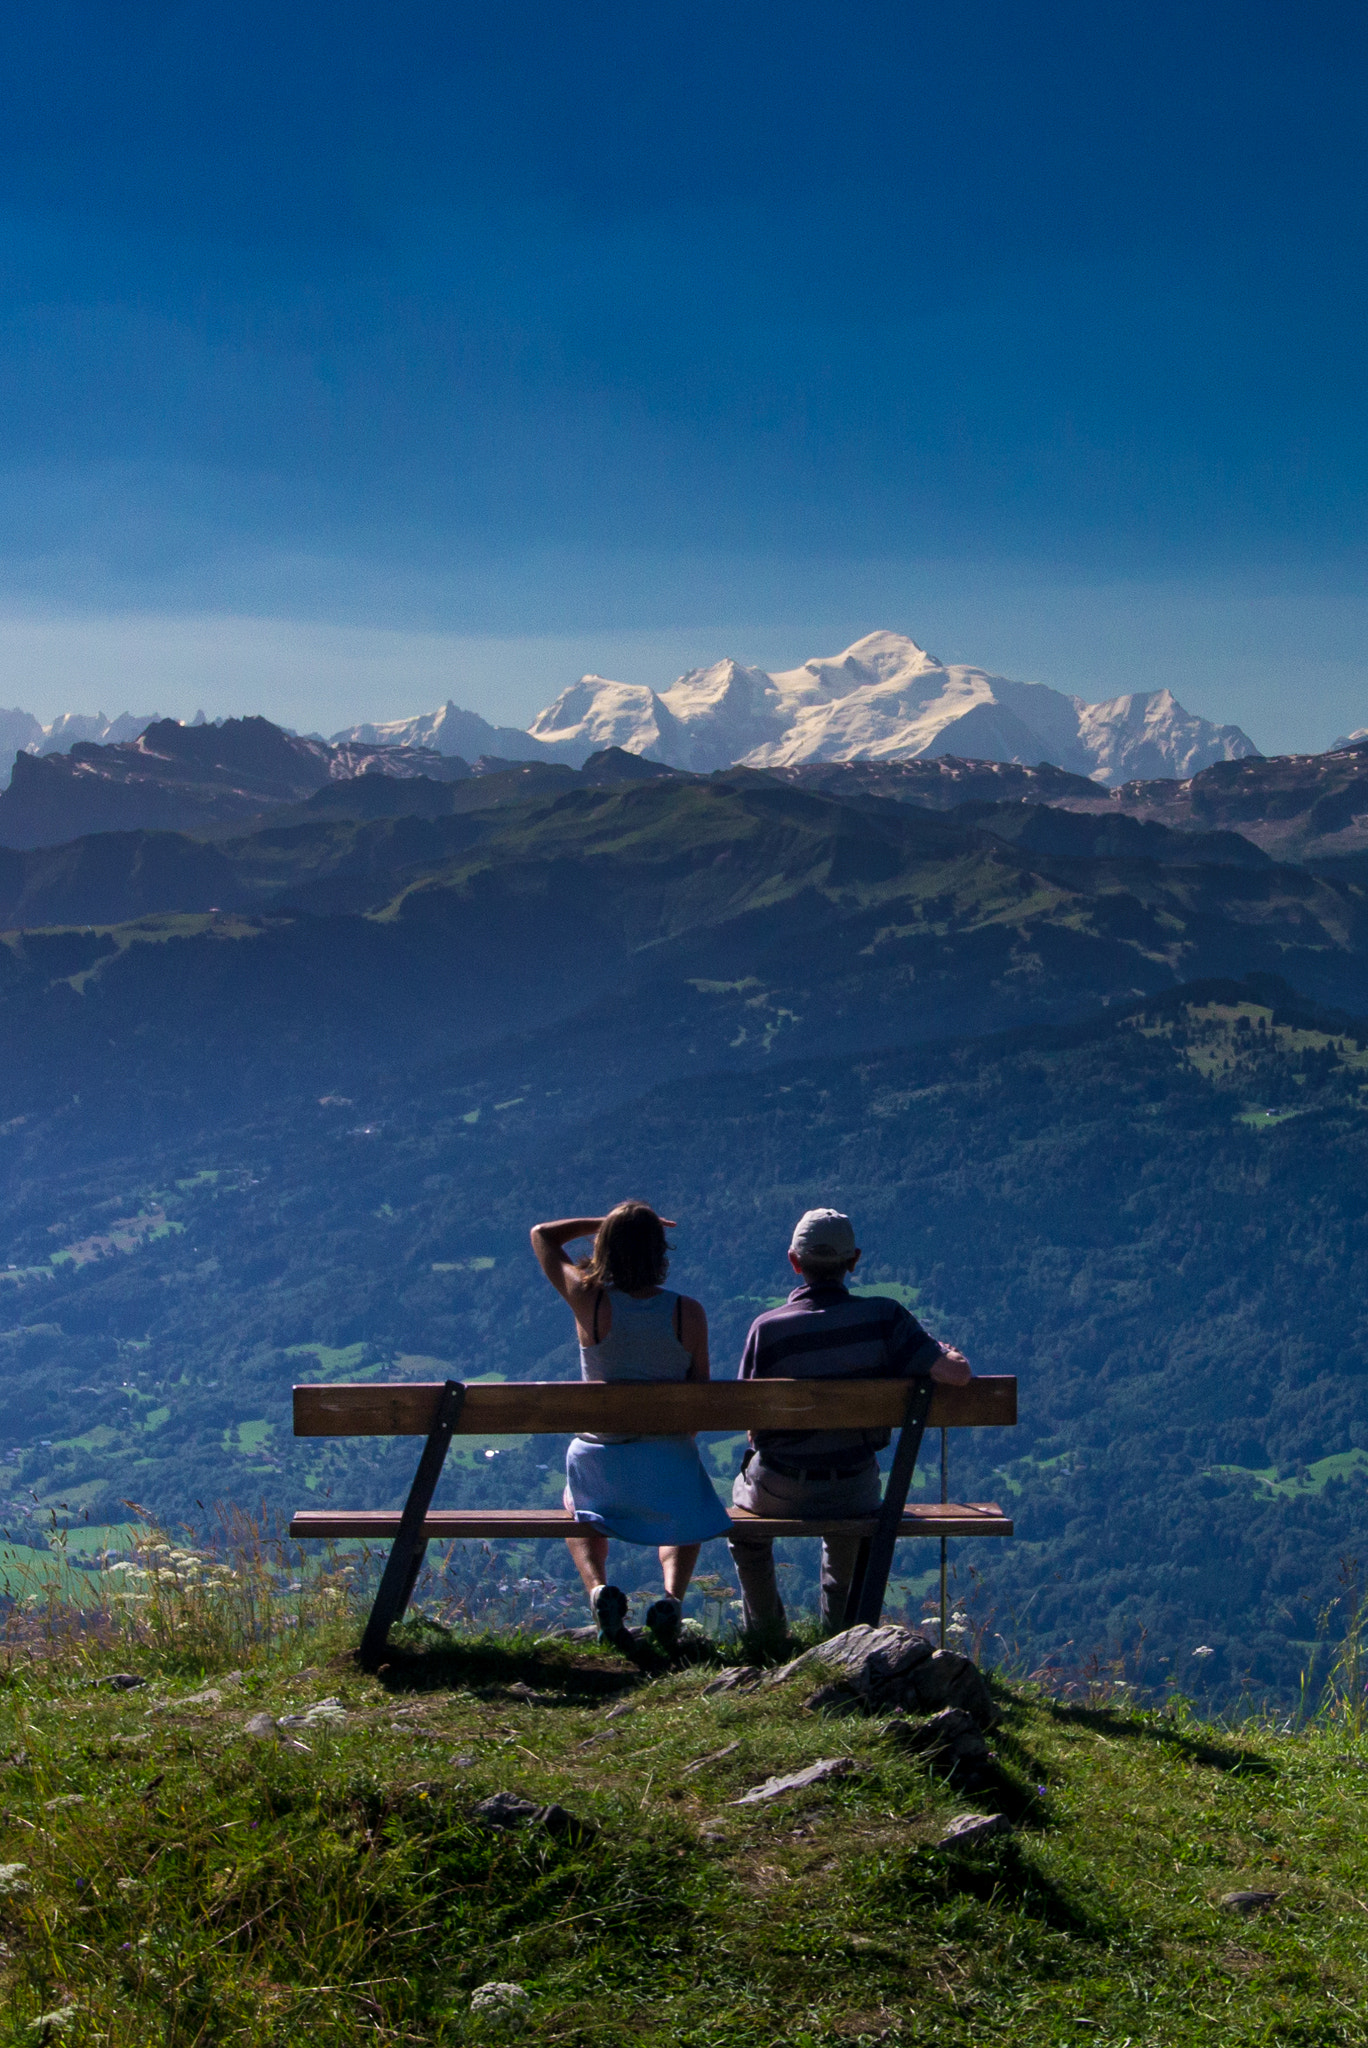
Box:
[1191,1644,1215,1657]
[471,1982,529,2015]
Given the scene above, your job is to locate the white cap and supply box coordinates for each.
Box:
[789,1207,857,1262]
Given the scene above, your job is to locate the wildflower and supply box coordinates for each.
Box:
[1191,1644,1215,1658]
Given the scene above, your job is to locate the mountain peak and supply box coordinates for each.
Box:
[841,629,940,673]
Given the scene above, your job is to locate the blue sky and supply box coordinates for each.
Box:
[1,1,1366,745]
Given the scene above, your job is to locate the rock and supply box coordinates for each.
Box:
[905,1650,1000,1728]
[703,1666,761,1696]
[155,1685,222,1713]
[474,1791,596,1842]
[242,1712,310,1753]
[474,1792,542,1828]
[886,1707,990,1776]
[277,1697,345,1728]
[536,1801,596,1842]
[802,1680,865,1716]
[0,1864,31,1897]
[1220,1889,1279,1916]
[940,1811,1010,1848]
[682,1741,741,1777]
[766,1625,1000,1728]
[766,1625,933,1703]
[730,1756,856,1805]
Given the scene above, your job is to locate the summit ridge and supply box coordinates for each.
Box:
[347,630,1261,786]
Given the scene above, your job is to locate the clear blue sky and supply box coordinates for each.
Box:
[1,1,1366,746]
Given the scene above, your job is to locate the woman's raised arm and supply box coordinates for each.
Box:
[530,1217,602,1305]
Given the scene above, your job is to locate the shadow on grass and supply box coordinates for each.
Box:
[1037,1697,1277,1776]
[359,1626,647,1704]
[889,1834,1112,1939]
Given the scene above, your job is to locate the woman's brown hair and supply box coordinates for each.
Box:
[580,1201,670,1294]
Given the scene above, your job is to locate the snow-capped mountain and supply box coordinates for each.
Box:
[524,632,1260,784]
[4,631,1265,793]
[331,701,582,764]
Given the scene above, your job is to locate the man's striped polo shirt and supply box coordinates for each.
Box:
[738,1281,943,1473]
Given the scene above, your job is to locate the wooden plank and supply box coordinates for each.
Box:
[293,1375,1017,1438]
[289,1502,1013,1541]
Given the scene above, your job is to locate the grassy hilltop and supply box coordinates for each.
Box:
[3,1543,1368,2048]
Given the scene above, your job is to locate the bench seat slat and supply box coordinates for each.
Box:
[288,1503,1012,1541]
[293,1376,1017,1438]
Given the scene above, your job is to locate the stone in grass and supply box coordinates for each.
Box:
[768,1623,931,1698]
[702,1666,761,1696]
[470,1982,529,2025]
[242,1712,311,1754]
[0,1865,31,1897]
[730,1757,856,1806]
[682,1741,742,1777]
[474,1791,597,1842]
[1220,1889,1280,1916]
[885,1707,991,1776]
[277,1697,346,1729]
[940,1812,1010,1848]
[770,1626,999,1729]
[155,1685,223,1713]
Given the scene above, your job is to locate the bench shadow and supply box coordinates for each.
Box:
[1037,1699,1277,1776]
[358,1636,644,1705]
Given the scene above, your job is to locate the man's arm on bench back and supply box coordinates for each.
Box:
[930,1344,972,1386]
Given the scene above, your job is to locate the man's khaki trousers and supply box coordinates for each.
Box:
[728,1453,882,1633]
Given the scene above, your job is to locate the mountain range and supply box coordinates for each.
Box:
[3,630,1263,792]
[0,716,474,849]
[2,707,1367,867]
[335,631,1261,783]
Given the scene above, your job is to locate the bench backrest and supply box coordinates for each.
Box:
[293,1377,1017,1438]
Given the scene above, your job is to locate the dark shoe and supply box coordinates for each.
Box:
[591,1584,629,1644]
[644,1595,683,1651]
[741,1614,792,1662]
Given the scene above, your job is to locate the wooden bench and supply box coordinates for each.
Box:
[289,1375,1017,1667]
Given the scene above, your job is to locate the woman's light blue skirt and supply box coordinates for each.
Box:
[565,1435,732,1545]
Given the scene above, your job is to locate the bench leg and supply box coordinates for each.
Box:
[358,1379,466,1671]
[844,1377,936,1629]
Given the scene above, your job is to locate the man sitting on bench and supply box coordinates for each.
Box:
[728,1206,972,1639]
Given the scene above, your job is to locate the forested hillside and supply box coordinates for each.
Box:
[3,770,1368,1700]
[4,951,1367,1699]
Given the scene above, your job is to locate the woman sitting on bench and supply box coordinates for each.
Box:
[531,1202,731,1650]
